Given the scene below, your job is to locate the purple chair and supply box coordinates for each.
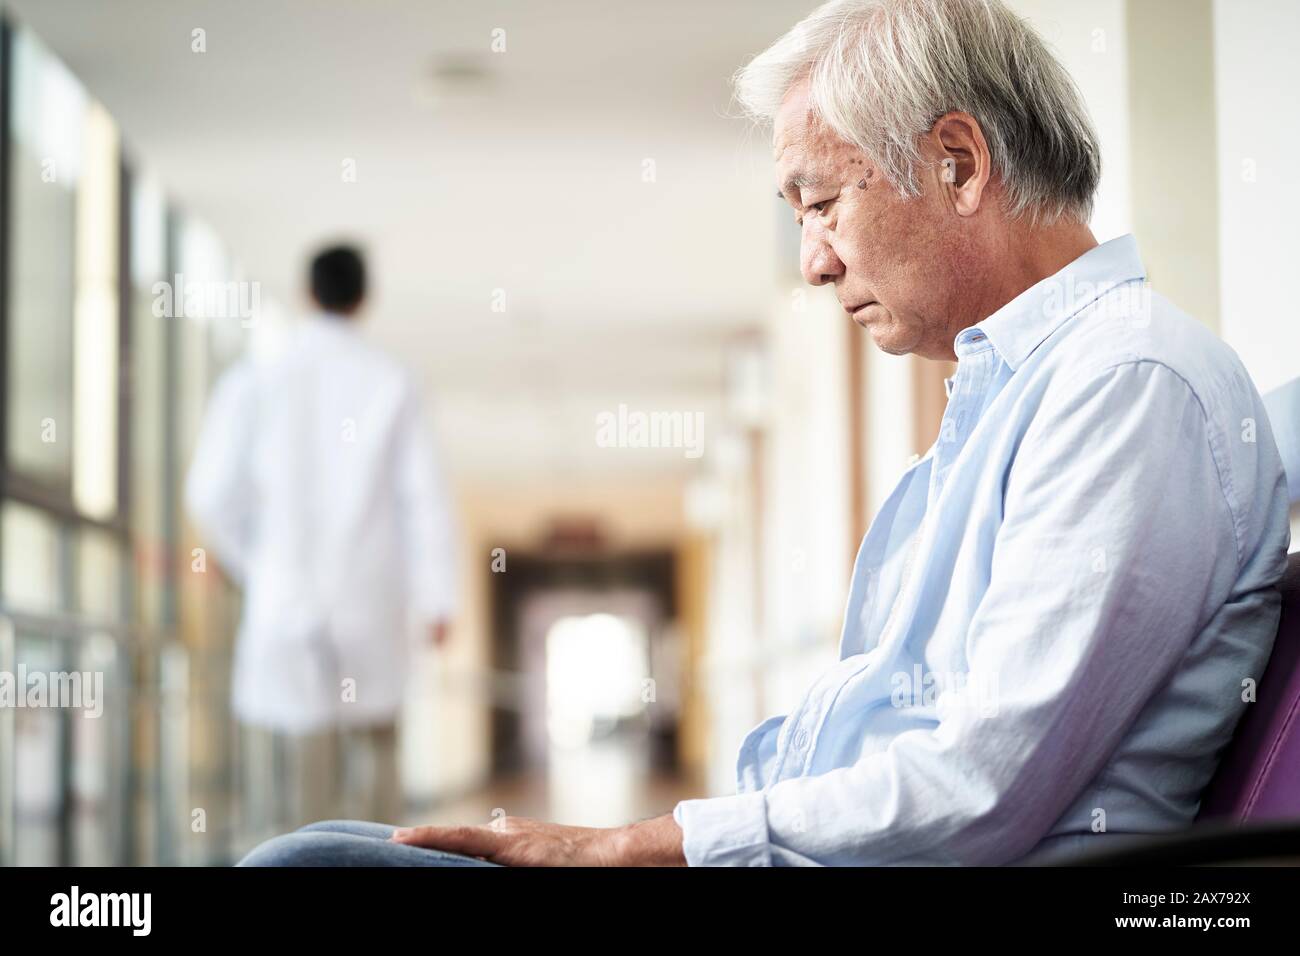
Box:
[1063,554,1300,865]
[1197,550,1300,822]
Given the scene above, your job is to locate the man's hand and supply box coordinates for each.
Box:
[389,812,686,866]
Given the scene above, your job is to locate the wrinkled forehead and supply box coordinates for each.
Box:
[772,83,816,162]
[772,89,851,195]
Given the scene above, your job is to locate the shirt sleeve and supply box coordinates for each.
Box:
[395,383,459,623]
[674,360,1239,866]
[184,362,257,584]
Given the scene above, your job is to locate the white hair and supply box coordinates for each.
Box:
[735,0,1101,224]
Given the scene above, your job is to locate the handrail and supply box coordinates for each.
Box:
[0,603,152,642]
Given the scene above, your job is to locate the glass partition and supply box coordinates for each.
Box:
[11,633,64,865]
[0,501,63,615]
[1,20,252,868]
[71,102,120,521]
[129,175,169,634]
[5,28,83,489]
[1,24,133,868]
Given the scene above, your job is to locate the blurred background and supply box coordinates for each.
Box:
[0,0,1296,865]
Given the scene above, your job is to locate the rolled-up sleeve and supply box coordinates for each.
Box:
[675,360,1243,866]
[674,792,772,866]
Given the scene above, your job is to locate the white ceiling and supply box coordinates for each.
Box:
[6,0,811,482]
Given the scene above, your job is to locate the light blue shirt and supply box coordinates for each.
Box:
[673,235,1289,865]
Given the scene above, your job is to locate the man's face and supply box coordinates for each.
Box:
[774,82,975,359]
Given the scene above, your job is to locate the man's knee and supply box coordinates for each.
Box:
[237,832,325,867]
[296,819,354,834]
[295,819,396,839]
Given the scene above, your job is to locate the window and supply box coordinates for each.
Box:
[5,28,120,519]
[6,28,82,489]
[129,175,168,631]
[0,501,62,614]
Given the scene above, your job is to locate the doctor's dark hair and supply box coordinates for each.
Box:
[310,244,367,314]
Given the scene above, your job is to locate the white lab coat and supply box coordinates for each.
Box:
[185,314,458,733]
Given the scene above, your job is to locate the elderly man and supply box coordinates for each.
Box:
[240,0,1288,867]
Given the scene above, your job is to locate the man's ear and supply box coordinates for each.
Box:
[931,112,992,217]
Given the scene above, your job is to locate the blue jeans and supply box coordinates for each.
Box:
[237,819,502,867]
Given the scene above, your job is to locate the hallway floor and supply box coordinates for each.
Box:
[405,736,702,831]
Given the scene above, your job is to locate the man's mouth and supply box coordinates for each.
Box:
[845,301,877,319]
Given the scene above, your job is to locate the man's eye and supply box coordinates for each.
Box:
[797,200,830,227]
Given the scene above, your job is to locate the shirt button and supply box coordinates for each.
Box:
[793,728,810,750]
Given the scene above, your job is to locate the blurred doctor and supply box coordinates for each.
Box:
[186,244,457,831]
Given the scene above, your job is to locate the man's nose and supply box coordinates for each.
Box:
[800,223,844,287]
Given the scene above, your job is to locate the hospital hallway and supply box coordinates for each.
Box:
[3,0,877,866]
[2,0,1299,869]
[416,745,699,831]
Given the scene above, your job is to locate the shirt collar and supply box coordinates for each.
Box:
[958,234,1147,370]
